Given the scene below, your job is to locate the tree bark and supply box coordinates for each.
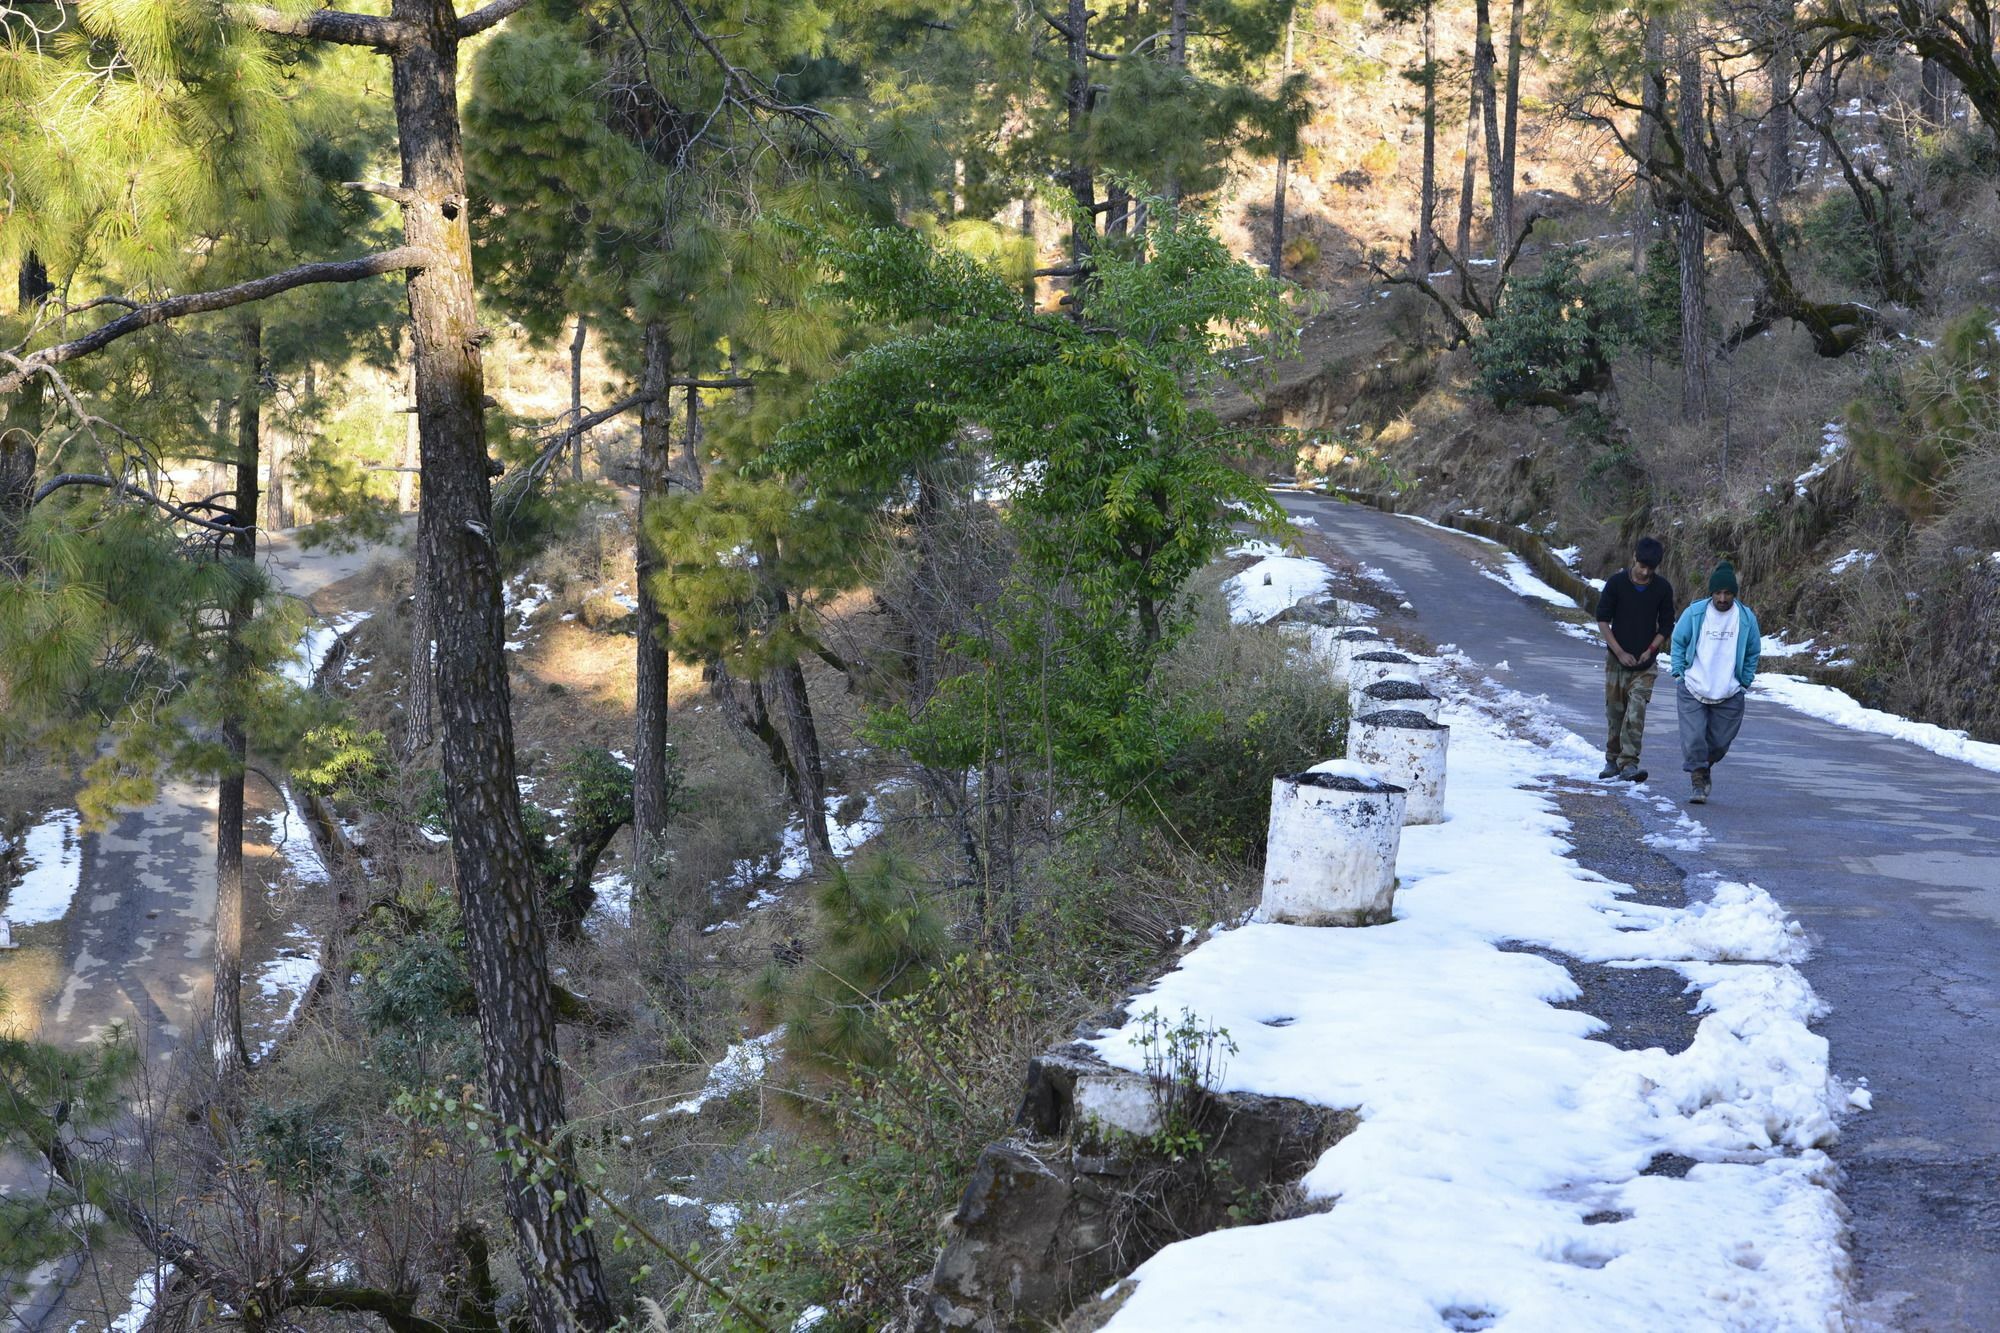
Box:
[1677,20,1711,419]
[1065,0,1097,267]
[1473,0,1506,250]
[1165,0,1190,207]
[1,256,54,574]
[633,324,673,892]
[1768,6,1795,203]
[212,316,262,1083]
[1413,2,1438,278]
[1498,0,1524,240]
[1269,10,1296,274]
[1920,55,1951,126]
[388,0,612,1324]
[1633,16,1667,272]
[568,313,588,482]
[1456,71,1479,270]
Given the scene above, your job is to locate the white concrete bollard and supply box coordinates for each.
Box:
[1349,709,1450,825]
[1260,760,1408,926]
[1324,628,1388,679]
[1347,649,1421,694]
[1360,678,1441,721]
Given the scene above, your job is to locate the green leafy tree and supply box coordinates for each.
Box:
[1473,245,1642,410]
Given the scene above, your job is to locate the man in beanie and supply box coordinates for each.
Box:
[1593,536,1676,781]
[1669,560,1762,804]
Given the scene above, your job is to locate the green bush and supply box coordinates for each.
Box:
[724,954,1043,1332]
[1145,599,1350,857]
[1473,245,1642,409]
[770,851,948,1070]
[1846,308,2000,517]
[1799,191,1918,298]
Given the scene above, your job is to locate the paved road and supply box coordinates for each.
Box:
[1281,489,2000,1331]
[0,526,405,1329]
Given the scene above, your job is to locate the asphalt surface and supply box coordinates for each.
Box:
[0,526,401,1330]
[1281,488,2000,1331]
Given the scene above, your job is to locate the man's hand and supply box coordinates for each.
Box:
[1614,647,1639,668]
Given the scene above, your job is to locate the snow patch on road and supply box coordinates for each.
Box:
[1479,552,1581,609]
[1222,540,1336,624]
[1094,694,1853,1332]
[4,809,84,925]
[1755,673,2000,776]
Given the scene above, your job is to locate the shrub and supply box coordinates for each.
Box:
[1846,308,2000,518]
[1799,191,1920,298]
[1473,246,1642,409]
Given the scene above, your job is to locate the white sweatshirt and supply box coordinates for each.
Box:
[1684,601,1742,702]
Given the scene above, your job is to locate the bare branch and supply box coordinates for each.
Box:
[456,0,534,38]
[30,474,250,533]
[342,179,421,205]
[230,4,407,48]
[0,248,429,394]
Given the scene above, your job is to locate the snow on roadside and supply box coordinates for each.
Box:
[1221,540,1335,625]
[1094,694,1854,1332]
[1479,550,1582,610]
[1755,673,2000,776]
[4,809,83,925]
[281,611,371,687]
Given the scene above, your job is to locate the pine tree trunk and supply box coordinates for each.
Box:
[633,324,673,889]
[1921,55,1951,126]
[1473,0,1506,250]
[389,0,611,1325]
[1633,16,1666,272]
[1768,6,1795,203]
[1414,3,1437,277]
[1165,0,1190,207]
[568,314,588,482]
[1677,21,1711,419]
[0,256,52,575]
[1456,73,1479,269]
[1270,10,1296,275]
[1498,0,1524,237]
[769,599,832,869]
[1065,0,1096,266]
[213,317,261,1083]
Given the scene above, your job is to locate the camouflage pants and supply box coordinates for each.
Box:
[1603,658,1657,767]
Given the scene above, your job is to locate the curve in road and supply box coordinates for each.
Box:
[1281,489,2000,1332]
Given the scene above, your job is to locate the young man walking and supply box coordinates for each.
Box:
[1593,536,1675,782]
[1670,560,1763,804]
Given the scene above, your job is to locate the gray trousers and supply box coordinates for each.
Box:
[1675,678,1746,772]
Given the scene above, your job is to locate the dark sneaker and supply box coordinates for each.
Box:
[1617,766,1648,783]
[1598,762,1622,779]
[1688,768,1711,804]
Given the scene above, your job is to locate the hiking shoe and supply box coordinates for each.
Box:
[1598,761,1622,779]
[1688,768,1711,804]
[1617,766,1648,783]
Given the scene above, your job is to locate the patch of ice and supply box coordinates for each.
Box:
[1760,634,1816,656]
[263,789,331,887]
[1356,563,1408,599]
[591,872,632,926]
[663,1028,784,1116]
[1221,543,1336,625]
[1754,674,2000,775]
[4,809,83,925]
[1827,549,1876,575]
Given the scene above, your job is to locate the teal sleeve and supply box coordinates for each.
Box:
[1739,611,1761,686]
[1669,606,1694,676]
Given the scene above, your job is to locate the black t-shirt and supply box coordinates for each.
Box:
[1594,569,1676,661]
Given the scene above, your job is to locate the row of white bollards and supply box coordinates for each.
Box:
[1262,618,1451,927]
